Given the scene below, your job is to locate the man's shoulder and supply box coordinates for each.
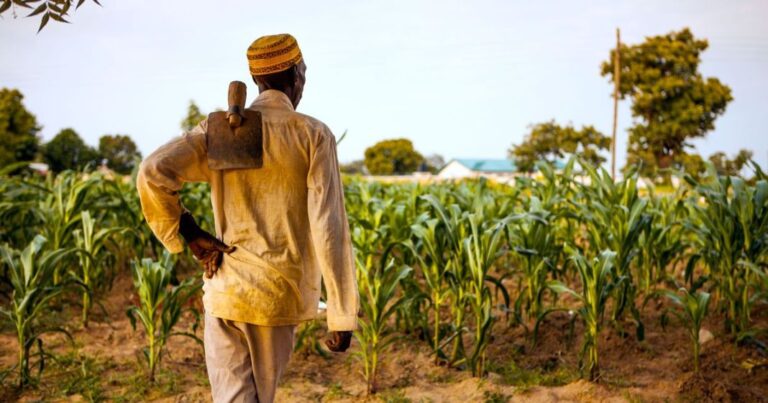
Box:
[291,111,333,137]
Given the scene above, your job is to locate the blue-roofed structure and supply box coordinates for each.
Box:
[437,158,564,181]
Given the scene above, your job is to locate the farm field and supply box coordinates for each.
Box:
[1,160,767,402]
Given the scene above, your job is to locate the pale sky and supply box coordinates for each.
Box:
[2,0,767,168]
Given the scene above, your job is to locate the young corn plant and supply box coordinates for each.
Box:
[127,253,202,382]
[407,210,459,363]
[662,288,712,373]
[0,235,72,388]
[73,210,123,327]
[505,199,562,327]
[684,165,768,336]
[575,161,650,340]
[537,247,621,382]
[462,213,509,376]
[354,256,412,395]
[35,171,101,284]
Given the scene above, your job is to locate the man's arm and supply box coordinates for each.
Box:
[137,121,233,276]
[307,129,359,349]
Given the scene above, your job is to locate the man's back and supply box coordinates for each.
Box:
[137,88,358,329]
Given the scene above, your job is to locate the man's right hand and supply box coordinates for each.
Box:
[179,212,235,278]
[325,331,352,353]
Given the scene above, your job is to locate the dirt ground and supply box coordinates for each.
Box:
[1,273,767,403]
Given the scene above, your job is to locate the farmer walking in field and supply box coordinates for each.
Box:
[136,34,359,403]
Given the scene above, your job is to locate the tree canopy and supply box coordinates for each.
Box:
[364,138,425,175]
[0,0,102,32]
[99,134,142,174]
[601,28,733,178]
[0,88,40,167]
[181,101,206,132]
[42,128,99,172]
[509,120,610,173]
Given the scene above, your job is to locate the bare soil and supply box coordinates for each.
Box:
[1,273,767,402]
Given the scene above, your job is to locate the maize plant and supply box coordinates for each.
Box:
[576,162,650,340]
[36,171,102,284]
[662,288,712,373]
[462,213,509,376]
[419,194,471,367]
[72,210,124,327]
[505,199,562,327]
[126,253,202,381]
[0,235,73,387]
[538,247,621,382]
[637,190,689,293]
[407,216,455,362]
[684,165,768,336]
[354,256,412,394]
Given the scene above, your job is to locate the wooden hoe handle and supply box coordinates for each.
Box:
[227,81,247,128]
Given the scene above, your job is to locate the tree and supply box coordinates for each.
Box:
[363,138,425,175]
[0,88,40,167]
[42,128,99,172]
[709,149,752,177]
[601,28,733,178]
[0,0,102,33]
[181,100,206,132]
[340,159,367,175]
[509,120,610,173]
[425,154,446,173]
[99,134,142,174]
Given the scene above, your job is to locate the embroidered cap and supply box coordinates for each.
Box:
[247,34,303,76]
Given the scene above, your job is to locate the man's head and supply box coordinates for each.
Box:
[247,34,306,108]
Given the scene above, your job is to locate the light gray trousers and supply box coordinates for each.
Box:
[204,313,296,403]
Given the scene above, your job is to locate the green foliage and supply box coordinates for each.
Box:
[0,0,102,33]
[42,128,100,173]
[510,120,610,173]
[126,253,202,382]
[539,248,621,382]
[601,28,733,178]
[684,164,768,336]
[0,88,40,168]
[709,149,753,177]
[0,235,73,387]
[662,288,711,373]
[364,138,425,175]
[180,100,206,132]
[98,134,142,174]
[72,210,124,327]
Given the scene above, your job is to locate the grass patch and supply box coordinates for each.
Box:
[488,360,578,391]
[379,388,412,403]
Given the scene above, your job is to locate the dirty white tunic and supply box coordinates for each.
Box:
[137,90,359,331]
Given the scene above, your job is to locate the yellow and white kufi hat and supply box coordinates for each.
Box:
[247,34,303,76]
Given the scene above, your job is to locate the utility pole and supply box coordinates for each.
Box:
[611,28,621,179]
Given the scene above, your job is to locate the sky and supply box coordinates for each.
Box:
[2,0,767,168]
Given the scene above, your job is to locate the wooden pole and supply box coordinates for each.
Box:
[611,28,621,179]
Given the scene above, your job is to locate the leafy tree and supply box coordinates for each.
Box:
[99,134,142,174]
[601,28,733,178]
[181,100,206,132]
[363,138,424,175]
[425,154,446,173]
[709,149,752,177]
[509,120,610,173]
[0,88,40,167]
[678,152,707,179]
[0,0,102,33]
[42,128,99,172]
[340,159,367,175]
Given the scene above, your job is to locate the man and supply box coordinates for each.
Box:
[136,34,359,403]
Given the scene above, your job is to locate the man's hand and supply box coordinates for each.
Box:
[179,212,235,279]
[325,331,352,353]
